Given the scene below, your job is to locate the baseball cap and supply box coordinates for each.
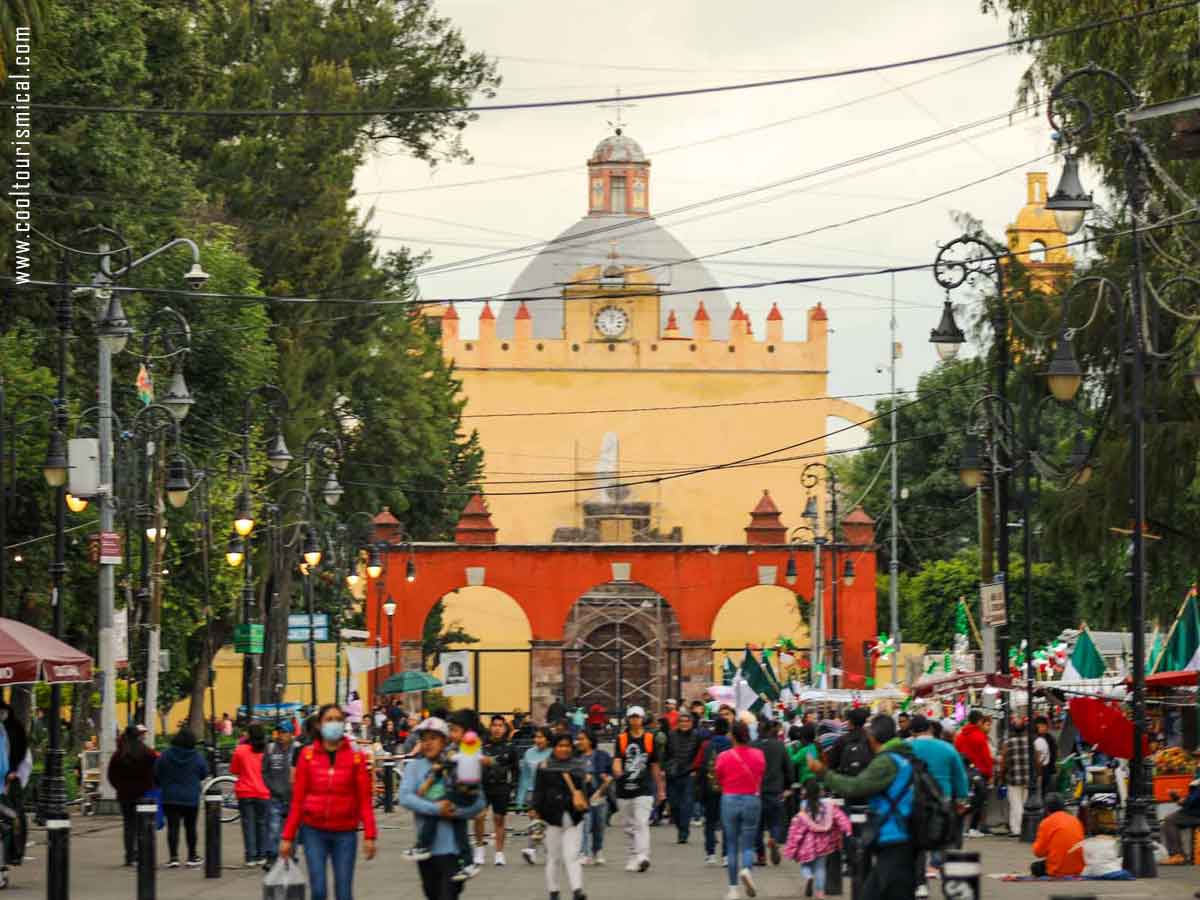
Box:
[275,720,295,734]
[626,706,646,719]
[414,716,449,737]
[666,699,677,707]
[908,714,930,733]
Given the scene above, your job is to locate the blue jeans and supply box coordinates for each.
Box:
[238,797,269,863]
[802,856,827,894]
[301,826,357,900]
[720,793,761,886]
[580,805,605,856]
[264,798,289,863]
[667,776,694,842]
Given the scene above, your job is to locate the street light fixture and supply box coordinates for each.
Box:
[165,455,192,508]
[322,473,344,507]
[1044,151,1093,236]
[842,558,856,587]
[1044,329,1084,403]
[43,428,69,487]
[303,528,323,568]
[266,433,294,474]
[957,434,984,489]
[382,599,397,617]
[233,491,255,538]
[406,557,416,583]
[145,525,167,542]
[930,300,966,361]
[65,493,89,513]
[160,370,196,422]
[226,532,246,567]
[96,293,133,354]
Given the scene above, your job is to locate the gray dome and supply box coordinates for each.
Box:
[497,215,731,339]
[590,131,647,164]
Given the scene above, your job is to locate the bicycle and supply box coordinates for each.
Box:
[201,775,241,824]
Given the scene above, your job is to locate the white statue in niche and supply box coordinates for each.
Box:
[595,432,629,502]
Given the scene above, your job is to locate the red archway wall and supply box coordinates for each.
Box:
[366,543,878,677]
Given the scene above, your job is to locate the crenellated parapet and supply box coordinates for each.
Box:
[437,260,828,374]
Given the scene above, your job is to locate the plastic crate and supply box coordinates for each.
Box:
[1152,773,1193,802]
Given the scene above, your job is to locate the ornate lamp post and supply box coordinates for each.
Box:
[928,234,1013,673]
[957,367,1092,842]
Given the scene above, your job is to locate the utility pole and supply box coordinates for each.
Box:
[888,273,901,685]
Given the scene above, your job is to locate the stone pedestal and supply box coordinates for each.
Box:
[530,640,564,721]
[679,639,715,703]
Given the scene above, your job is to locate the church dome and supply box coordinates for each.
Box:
[590,130,646,164]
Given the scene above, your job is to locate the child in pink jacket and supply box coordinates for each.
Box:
[784,781,851,899]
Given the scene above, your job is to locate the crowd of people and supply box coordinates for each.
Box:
[22,688,1188,900]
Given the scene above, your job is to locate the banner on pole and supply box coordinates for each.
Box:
[440,651,471,697]
[980,581,1007,627]
[347,646,390,675]
[114,607,128,668]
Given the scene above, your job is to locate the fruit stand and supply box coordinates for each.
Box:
[1152,746,1199,801]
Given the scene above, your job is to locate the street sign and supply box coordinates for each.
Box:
[980,581,1007,627]
[99,531,123,565]
[234,623,264,654]
[288,613,329,642]
[340,628,369,640]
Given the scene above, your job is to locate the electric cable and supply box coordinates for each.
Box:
[8,1,1190,118]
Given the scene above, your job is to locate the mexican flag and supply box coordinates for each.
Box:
[740,648,778,712]
[1061,627,1105,681]
[1152,587,1200,673]
[721,655,737,687]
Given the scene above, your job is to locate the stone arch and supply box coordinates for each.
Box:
[710,585,810,681]
[424,586,532,714]
[562,580,681,715]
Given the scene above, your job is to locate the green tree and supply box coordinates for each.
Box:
[422,598,478,671]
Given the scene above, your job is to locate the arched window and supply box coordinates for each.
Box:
[1028,240,1046,264]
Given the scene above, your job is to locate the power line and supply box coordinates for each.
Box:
[9,2,1190,118]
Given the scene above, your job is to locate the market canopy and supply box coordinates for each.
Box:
[379,670,442,694]
[0,617,93,686]
[912,671,1011,698]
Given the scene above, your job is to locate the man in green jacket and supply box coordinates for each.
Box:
[809,716,917,900]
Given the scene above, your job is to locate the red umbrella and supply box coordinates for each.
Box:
[0,617,92,686]
[1067,696,1148,759]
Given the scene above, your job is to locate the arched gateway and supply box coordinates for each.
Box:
[366,493,878,719]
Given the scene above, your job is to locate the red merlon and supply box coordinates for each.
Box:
[810,302,827,321]
[767,302,783,321]
[665,310,679,330]
[515,301,531,320]
[694,301,710,321]
[479,301,495,321]
[455,493,498,545]
[731,302,746,321]
[443,303,459,321]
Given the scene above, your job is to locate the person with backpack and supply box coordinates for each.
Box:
[907,715,968,898]
[695,716,731,867]
[611,706,662,873]
[828,707,874,778]
[808,715,921,900]
[261,720,297,870]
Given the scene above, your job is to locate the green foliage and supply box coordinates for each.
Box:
[422,598,479,670]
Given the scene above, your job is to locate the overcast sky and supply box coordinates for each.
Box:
[353,0,1062,447]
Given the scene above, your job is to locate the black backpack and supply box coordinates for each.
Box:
[837,731,873,776]
[906,755,955,851]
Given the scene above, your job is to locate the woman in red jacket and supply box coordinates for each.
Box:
[280,704,377,900]
[230,722,271,866]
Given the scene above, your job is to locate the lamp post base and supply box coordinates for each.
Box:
[1019,793,1043,843]
[43,746,70,900]
[1121,796,1157,878]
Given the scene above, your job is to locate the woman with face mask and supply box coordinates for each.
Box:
[279,704,377,900]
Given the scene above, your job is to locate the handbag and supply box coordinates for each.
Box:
[263,856,307,900]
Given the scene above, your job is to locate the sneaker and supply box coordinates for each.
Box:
[925,867,940,880]
[522,847,537,865]
[166,859,180,869]
[768,838,781,866]
[594,853,606,865]
[474,846,486,866]
[705,855,721,867]
[739,867,757,898]
[451,867,470,883]
[721,856,728,867]
[464,864,481,879]
[624,858,639,872]
[964,828,983,838]
[572,890,587,900]
[185,857,203,868]
[637,856,650,872]
[404,847,433,862]
[915,887,929,899]
[245,860,260,868]
[580,856,594,866]
[1161,854,1186,865]
[726,889,741,900]
[494,851,506,866]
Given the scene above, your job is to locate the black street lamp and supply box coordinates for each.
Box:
[1045,61,1200,878]
[929,234,1013,674]
[959,371,1093,843]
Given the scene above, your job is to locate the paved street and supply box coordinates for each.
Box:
[6,812,1197,900]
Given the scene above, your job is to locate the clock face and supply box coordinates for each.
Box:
[594,305,629,338]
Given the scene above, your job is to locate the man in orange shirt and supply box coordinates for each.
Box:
[1030,793,1084,877]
